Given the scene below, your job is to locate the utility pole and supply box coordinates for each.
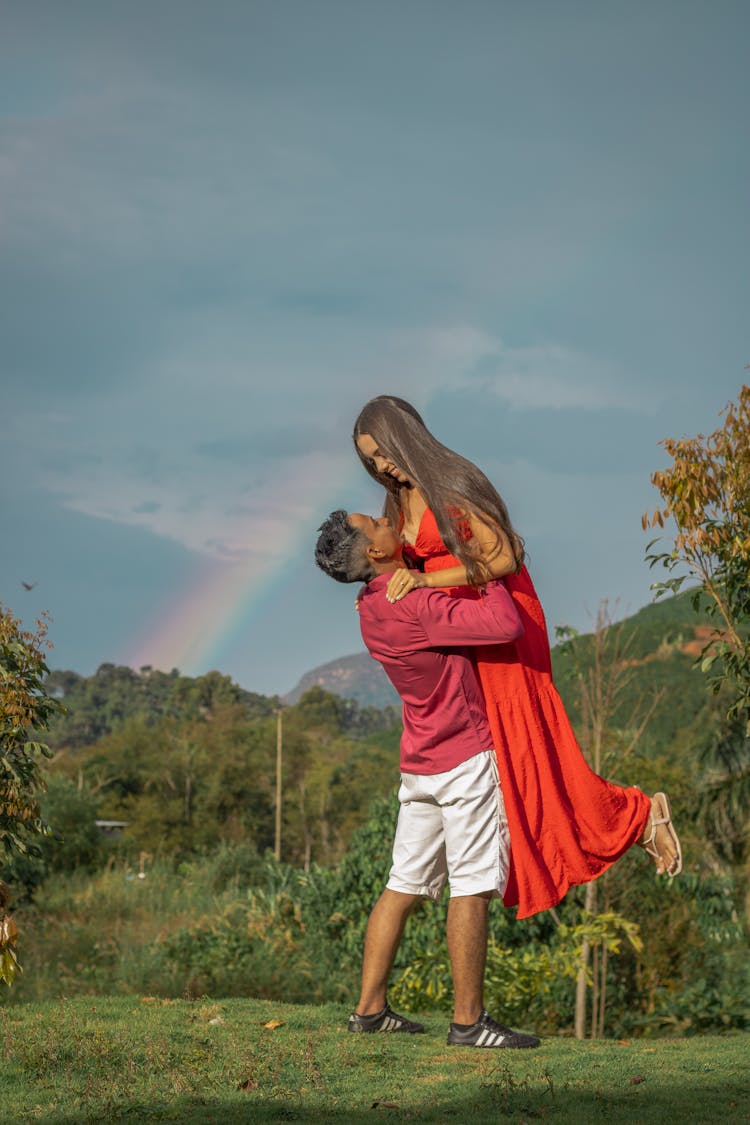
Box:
[274,708,283,861]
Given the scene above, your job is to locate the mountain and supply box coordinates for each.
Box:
[284,651,399,708]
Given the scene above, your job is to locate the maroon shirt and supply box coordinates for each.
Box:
[357,577,524,774]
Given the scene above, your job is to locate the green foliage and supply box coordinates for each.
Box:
[2,850,361,1006]
[37,673,402,872]
[45,672,399,754]
[294,684,400,734]
[300,793,399,961]
[0,775,106,902]
[198,839,266,893]
[584,855,750,1038]
[697,704,750,868]
[160,886,352,1004]
[41,775,105,871]
[390,912,642,1031]
[45,664,277,751]
[551,593,714,760]
[594,589,714,661]
[4,814,749,1037]
[1,853,254,1002]
[85,714,278,859]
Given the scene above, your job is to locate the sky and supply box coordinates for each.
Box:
[1,1,748,698]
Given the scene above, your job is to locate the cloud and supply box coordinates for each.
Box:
[423,324,642,413]
[36,434,352,566]
[486,360,629,413]
[3,307,653,570]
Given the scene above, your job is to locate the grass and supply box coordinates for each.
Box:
[1,997,748,1123]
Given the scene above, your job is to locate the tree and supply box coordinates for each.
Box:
[0,604,64,984]
[643,384,750,730]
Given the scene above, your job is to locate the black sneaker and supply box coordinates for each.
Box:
[348,1004,424,1033]
[447,1009,540,1048]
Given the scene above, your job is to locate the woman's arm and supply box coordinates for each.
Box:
[386,512,516,603]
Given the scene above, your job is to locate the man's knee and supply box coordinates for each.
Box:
[371,888,421,916]
[449,890,494,906]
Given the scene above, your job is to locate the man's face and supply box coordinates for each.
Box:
[348,513,403,564]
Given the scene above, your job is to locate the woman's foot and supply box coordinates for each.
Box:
[639,792,682,876]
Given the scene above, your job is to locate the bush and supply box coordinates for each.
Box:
[1,776,107,902]
[4,798,749,1035]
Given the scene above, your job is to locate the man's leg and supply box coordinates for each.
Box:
[445,890,539,1048]
[441,753,540,1048]
[350,771,444,1033]
[356,888,419,1015]
[446,891,492,1025]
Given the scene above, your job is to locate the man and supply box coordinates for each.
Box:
[314,509,541,1049]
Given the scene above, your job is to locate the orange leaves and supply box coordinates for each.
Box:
[645,384,750,555]
[0,913,18,947]
[0,893,20,987]
[641,508,667,530]
[645,384,750,728]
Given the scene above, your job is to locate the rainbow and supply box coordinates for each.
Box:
[127,552,271,678]
[125,453,364,678]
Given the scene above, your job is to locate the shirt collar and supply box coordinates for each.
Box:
[365,573,390,593]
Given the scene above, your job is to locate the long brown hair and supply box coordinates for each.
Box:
[353,395,524,584]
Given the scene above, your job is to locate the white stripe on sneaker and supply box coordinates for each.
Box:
[476,1029,490,1045]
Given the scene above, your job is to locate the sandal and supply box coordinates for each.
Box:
[640,791,682,877]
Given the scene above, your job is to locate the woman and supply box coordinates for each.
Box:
[353,395,681,919]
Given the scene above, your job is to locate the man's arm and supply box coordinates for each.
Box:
[417,580,523,648]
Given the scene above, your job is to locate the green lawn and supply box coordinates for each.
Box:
[1,997,747,1123]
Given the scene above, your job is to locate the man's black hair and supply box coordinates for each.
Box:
[315,510,376,584]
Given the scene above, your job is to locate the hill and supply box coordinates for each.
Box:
[284,651,398,707]
[286,590,714,723]
[44,664,279,751]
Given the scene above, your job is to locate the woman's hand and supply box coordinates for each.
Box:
[386,569,428,603]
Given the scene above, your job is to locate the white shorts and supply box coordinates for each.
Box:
[386,750,511,901]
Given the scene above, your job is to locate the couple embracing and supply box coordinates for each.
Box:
[315,395,681,1050]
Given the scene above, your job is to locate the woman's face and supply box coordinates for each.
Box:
[356,432,412,485]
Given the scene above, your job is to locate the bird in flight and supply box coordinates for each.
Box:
[21,581,37,591]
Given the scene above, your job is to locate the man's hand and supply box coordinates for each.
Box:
[386,569,428,603]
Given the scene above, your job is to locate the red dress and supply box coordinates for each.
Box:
[407,509,651,919]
